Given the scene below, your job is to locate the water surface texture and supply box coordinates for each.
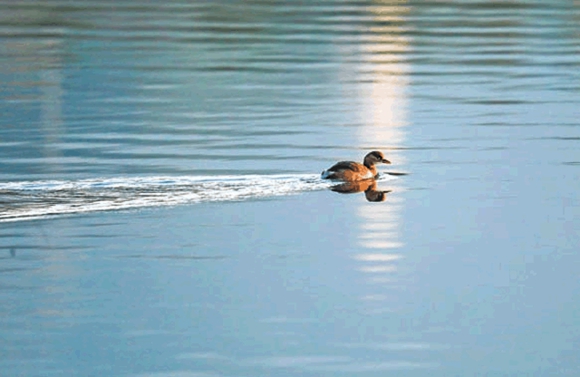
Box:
[2,1,580,376]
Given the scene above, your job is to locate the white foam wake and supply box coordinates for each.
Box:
[0,174,332,222]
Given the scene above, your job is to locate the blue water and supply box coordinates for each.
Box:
[1,1,580,376]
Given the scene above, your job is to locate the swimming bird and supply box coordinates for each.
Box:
[321,151,391,182]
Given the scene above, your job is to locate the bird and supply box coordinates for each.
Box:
[321,151,391,182]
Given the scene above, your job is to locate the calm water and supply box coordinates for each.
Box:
[2,1,580,376]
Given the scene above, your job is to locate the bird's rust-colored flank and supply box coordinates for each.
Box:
[321,151,391,182]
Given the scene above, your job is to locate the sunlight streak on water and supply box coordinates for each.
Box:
[353,3,409,302]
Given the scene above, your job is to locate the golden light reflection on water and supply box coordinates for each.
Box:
[3,22,73,318]
[2,37,65,172]
[354,1,409,286]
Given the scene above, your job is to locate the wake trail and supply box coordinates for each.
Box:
[0,174,332,222]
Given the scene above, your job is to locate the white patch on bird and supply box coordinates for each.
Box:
[321,170,333,179]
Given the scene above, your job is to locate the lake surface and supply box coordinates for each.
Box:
[2,1,580,376]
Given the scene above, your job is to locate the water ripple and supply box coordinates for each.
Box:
[0,174,331,222]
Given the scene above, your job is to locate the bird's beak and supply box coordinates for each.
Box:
[382,159,391,164]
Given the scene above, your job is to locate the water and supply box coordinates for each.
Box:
[0,174,337,221]
[1,1,580,376]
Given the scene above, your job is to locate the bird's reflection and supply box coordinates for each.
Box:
[330,179,391,202]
